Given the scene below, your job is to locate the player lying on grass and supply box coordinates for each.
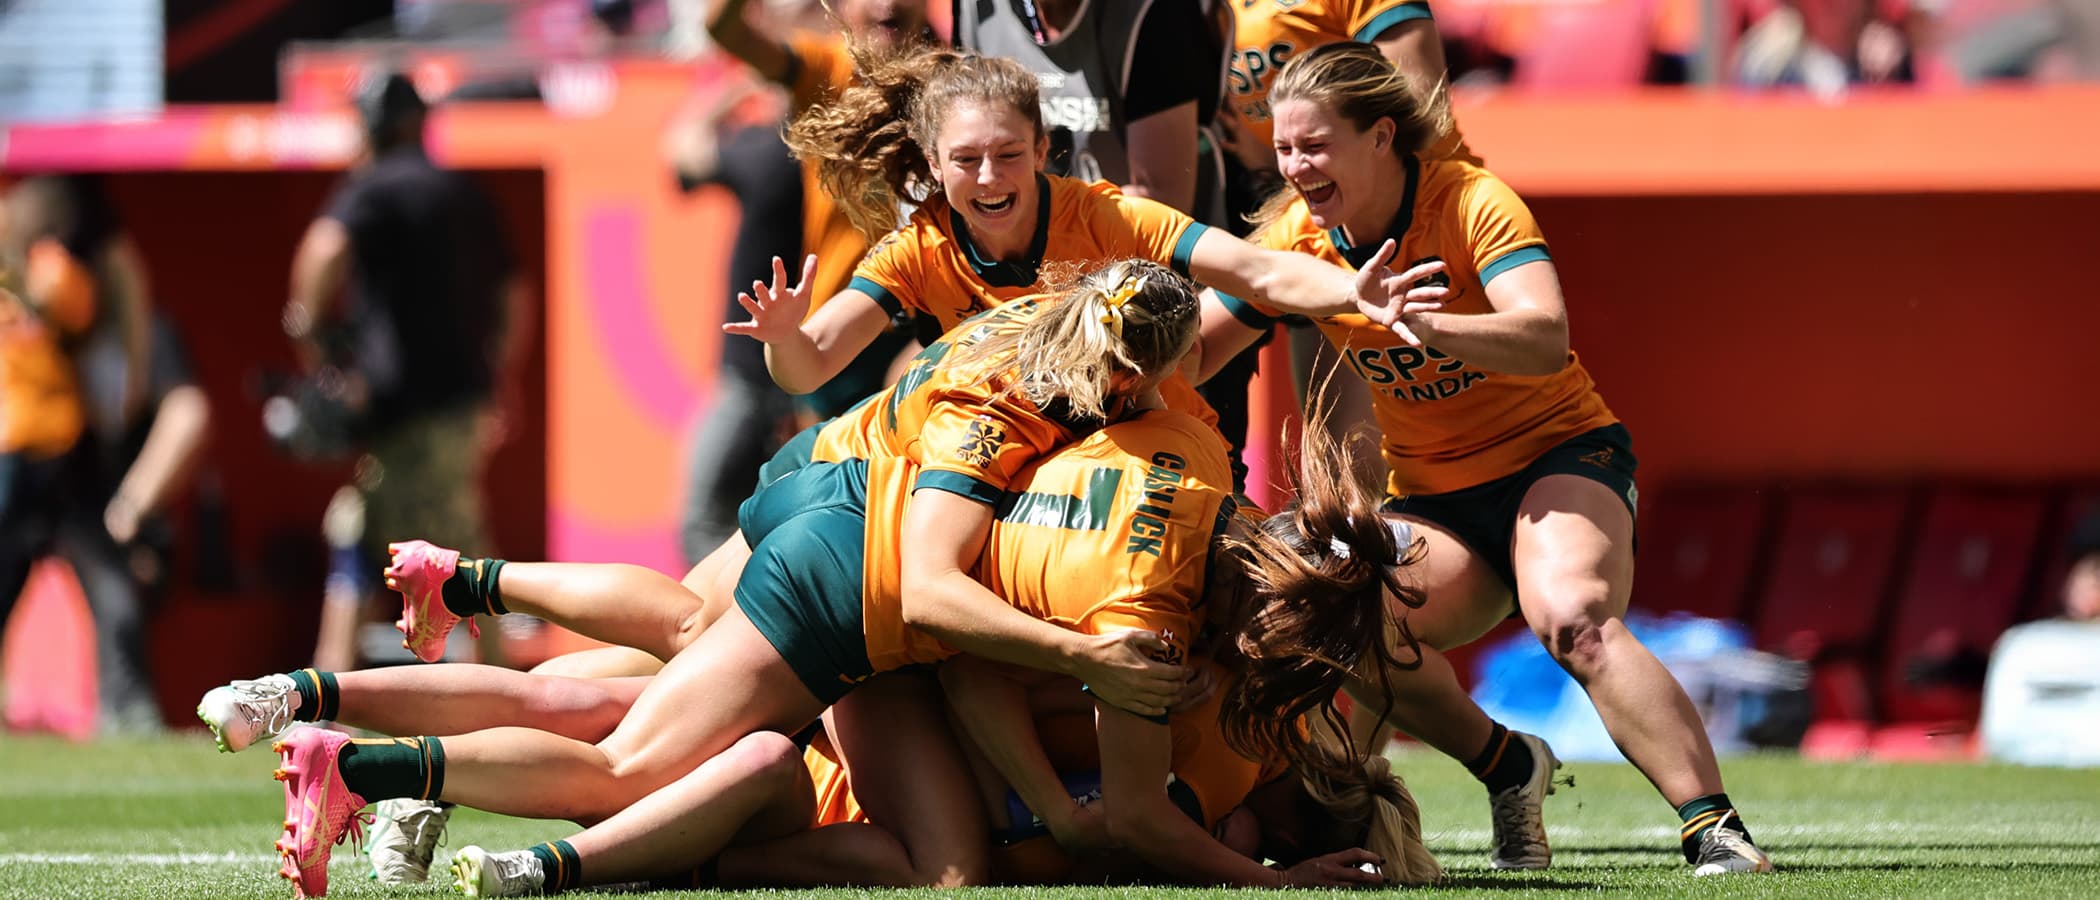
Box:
[204,285,1429,897]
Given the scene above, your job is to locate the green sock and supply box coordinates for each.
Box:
[337,737,445,802]
[529,840,582,893]
[1466,722,1535,795]
[440,558,509,617]
[1677,792,1751,862]
[286,669,338,723]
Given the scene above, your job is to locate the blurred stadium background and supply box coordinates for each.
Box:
[1,0,2096,773]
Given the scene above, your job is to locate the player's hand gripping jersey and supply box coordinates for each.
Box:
[1217,158,1615,496]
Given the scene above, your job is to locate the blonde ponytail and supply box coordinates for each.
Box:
[950,259,1199,423]
[1297,720,1443,885]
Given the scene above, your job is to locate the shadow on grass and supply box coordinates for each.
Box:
[1432,875,1600,890]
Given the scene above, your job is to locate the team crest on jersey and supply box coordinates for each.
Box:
[1409,256,1451,290]
[956,415,1008,469]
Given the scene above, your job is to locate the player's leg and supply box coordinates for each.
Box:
[451,730,818,896]
[1362,512,1562,870]
[1511,471,1769,874]
[822,669,992,886]
[199,664,651,753]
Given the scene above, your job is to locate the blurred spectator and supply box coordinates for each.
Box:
[1951,0,2100,82]
[667,0,920,564]
[954,0,1222,217]
[2061,510,2100,622]
[283,73,529,671]
[1734,0,1926,94]
[32,176,210,733]
[1,207,93,641]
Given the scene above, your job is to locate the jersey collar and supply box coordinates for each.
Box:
[1326,154,1421,269]
[950,173,1055,288]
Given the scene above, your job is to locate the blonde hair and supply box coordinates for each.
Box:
[1248,41,1451,234]
[949,259,1199,424]
[1297,720,1443,886]
[786,42,1042,241]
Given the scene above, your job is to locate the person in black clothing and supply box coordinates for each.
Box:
[282,73,528,673]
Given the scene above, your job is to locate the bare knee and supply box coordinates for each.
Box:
[718,731,804,788]
[1530,594,1616,681]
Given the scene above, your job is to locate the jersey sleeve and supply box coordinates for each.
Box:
[1099,188,1208,279]
[1461,173,1552,287]
[1348,1,1435,42]
[911,388,1068,504]
[846,226,926,318]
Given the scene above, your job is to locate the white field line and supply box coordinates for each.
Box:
[0,851,277,866]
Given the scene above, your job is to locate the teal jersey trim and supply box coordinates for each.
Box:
[1171,222,1210,277]
[914,469,1005,506]
[1354,2,1435,42]
[1479,245,1552,286]
[1216,292,1278,329]
[847,276,902,317]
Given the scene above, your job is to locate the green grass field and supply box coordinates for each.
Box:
[1,733,2095,899]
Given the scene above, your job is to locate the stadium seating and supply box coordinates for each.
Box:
[1631,484,1776,622]
[1874,487,2050,730]
[1750,486,1917,730]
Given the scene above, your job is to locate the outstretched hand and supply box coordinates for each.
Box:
[1350,240,1449,348]
[721,254,819,344]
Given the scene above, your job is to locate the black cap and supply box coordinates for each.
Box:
[590,0,635,34]
[357,71,428,147]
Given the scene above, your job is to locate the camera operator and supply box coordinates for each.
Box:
[281,72,528,673]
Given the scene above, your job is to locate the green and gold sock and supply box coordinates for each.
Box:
[337,736,445,802]
[286,669,338,723]
[1466,722,1535,795]
[440,557,509,618]
[529,840,583,893]
[1677,793,1751,862]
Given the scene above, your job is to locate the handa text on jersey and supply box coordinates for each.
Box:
[1125,452,1187,556]
[1347,345,1490,401]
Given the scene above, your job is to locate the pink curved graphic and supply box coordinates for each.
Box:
[581,205,707,431]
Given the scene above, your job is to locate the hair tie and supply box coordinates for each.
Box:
[1098,272,1149,339]
[1328,518,1414,560]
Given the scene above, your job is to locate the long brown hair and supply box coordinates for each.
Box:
[1215,379,1427,786]
[947,258,1200,424]
[1248,40,1451,234]
[786,41,1042,241]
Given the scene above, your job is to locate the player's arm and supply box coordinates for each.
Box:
[939,656,1105,851]
[1190,289,1271,385]
[1360,179,1567,375]
[720,255,894,395]
[1396,258,1566,375]
[1365,9,1448,113]
[1119,1,1210,214]
[899,489,1183,718]
[705,0,795,84]
[284,216,352,372]
[1185,227,1450,320]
